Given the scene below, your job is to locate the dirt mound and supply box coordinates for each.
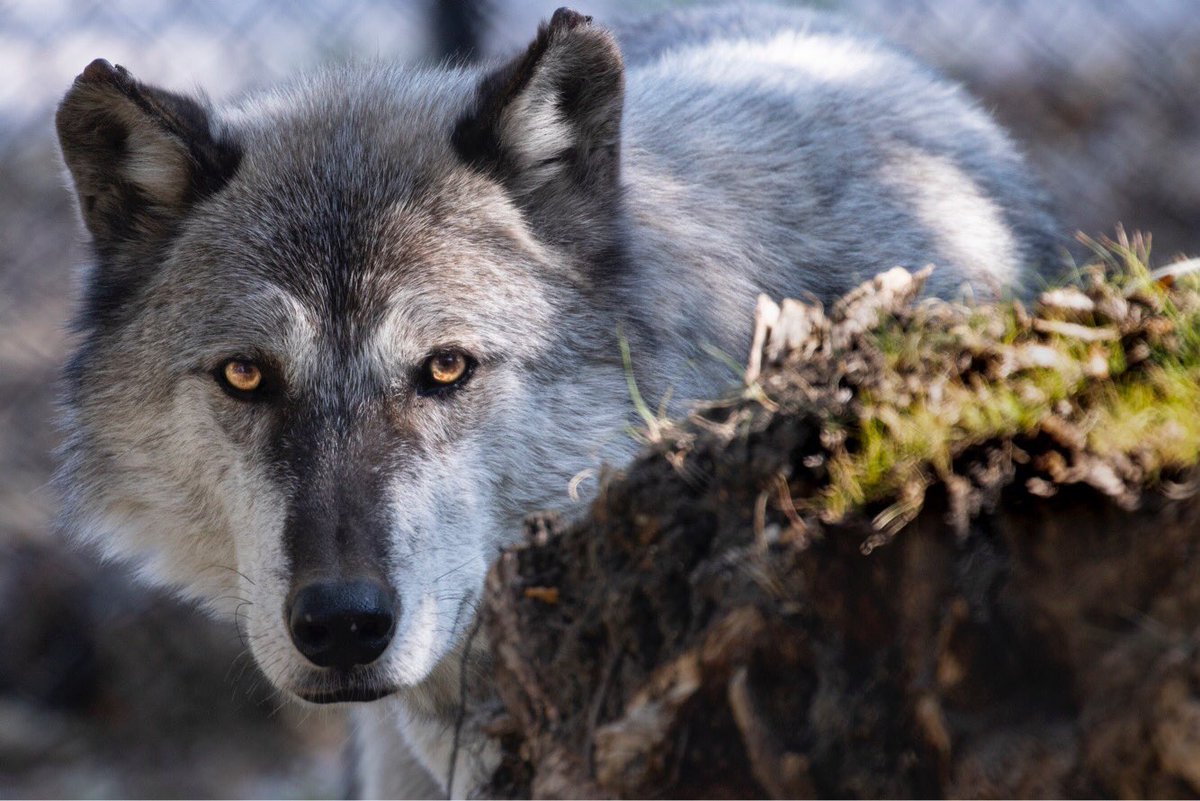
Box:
[481,244,1200,798]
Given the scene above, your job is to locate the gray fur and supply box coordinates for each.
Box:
[55,4,1058,795]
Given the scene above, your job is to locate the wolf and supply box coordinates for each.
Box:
[54,2,1057,796]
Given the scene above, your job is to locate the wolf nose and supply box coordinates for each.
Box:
[288,580,396,669]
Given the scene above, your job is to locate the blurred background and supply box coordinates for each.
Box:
[1,0,1197,796]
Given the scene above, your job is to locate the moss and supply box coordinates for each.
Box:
[1088,367,1200,471]
[786,238,1200,525]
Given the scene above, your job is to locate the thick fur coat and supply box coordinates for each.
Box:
[55,4,1057,795]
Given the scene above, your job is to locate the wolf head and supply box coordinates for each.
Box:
[56,10,634,703]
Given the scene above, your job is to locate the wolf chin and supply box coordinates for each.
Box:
[55,3,1057,796]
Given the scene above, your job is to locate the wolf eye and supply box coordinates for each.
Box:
[429,352,467,384]
[216,358,264,397]
[418,350,473,395]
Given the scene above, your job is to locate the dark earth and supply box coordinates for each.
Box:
[479,267,1200,799]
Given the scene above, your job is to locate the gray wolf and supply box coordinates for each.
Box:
[54,3,1057,796]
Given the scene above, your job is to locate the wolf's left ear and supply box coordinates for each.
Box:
[56,59,240,261]
[453,8,624,208]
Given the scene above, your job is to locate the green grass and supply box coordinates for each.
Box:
[810,237,1200,525]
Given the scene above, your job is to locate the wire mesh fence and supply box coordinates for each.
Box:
[0,0,1196,796]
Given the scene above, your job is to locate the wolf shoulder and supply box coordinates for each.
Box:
[612,3,1060,302]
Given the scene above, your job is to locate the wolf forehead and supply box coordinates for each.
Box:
[192,68,543,306]
[68,65,562,366]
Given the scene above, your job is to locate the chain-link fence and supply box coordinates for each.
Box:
[1,0,1197,796]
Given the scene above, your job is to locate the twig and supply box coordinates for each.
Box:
[447,609,485,799]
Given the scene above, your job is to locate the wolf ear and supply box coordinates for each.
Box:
[55,59,240,260]
[453,8,624,211]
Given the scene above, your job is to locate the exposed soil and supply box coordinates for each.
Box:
[481,262,1200,799]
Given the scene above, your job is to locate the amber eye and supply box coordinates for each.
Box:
[221,359,262,393]
[428,351,467,384]
[418,350,473,395]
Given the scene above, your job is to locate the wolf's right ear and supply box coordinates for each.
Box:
[56,59,240,261]
[453,8,624,208]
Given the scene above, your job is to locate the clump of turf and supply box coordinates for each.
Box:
[481,232,1200,801]
[684,231,1200,546]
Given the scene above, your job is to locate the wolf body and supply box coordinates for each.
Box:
[55,4,1056,796]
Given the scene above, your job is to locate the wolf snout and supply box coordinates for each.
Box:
[287,579,396,669]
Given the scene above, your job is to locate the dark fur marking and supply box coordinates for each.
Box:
[451,7,603,178]
[273,396,410,593]
[58,60,243,334]
[71,59,242,205]
[451,16,561,175]
[450,8,630,286]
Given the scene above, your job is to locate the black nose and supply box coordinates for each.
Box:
[287,580,396,669]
